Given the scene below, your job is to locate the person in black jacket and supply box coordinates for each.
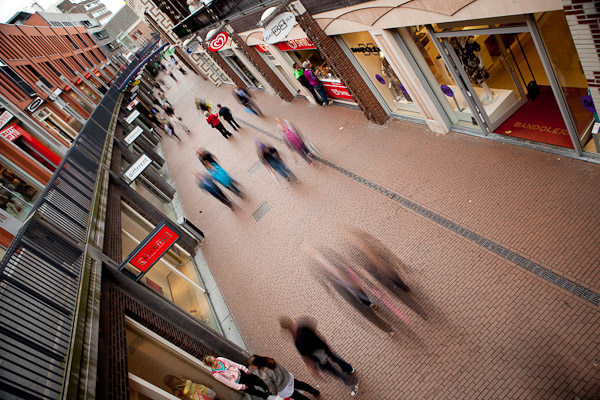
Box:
[217,103,240,131]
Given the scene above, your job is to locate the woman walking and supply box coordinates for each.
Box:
[202,355,269,399]
[206,163,244,198]
[276,117,314,166]
[256,139,297,183]
[194,171,233,210]
[205,111,232,139]
[248,355,320,400]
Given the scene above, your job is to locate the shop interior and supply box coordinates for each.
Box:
[0,164,37,221]
[408,11,594,150]
[120,203,219,331]
[285,48,339,82]
[126,320,245,400]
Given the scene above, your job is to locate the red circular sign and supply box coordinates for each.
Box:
[209,32,229,52]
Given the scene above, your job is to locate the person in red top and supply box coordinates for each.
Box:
[204,111,232,139]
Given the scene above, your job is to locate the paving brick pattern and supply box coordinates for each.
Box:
[157,70,600,399]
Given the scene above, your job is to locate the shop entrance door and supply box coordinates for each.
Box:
[221,51,262,89]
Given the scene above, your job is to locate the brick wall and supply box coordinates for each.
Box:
[294,12,389,125]
[202,43,248,89]
[563,0,600,114]
[229,31,295,102]
[0,138,53,185]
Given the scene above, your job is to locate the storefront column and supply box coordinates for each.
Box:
[201,43,248,89]
[290,2,389,124]
[370,29,450,134]
[266,44,318,105]
[228,29,295,102]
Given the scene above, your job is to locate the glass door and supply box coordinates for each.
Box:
[221,52,262,89]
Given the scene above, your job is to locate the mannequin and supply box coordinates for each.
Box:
[380,54,412,102]
[450,37,496,104]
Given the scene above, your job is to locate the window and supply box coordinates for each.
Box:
[88,50,101,64]
[94,30,109,40]
[0,163,39,222]
[65,35,79,49]
[59,59,76,76]
[76,34,88,47]
[80,53,94,68]
[91,8,106,18]
[107,41,119,51]
[25,65,53,88]
[0,64,37,97]
[43,62,62,78]
[69,56,86,71]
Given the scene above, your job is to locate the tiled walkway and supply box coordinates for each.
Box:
[158,70,600,399]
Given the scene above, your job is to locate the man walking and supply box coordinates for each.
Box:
[217,103,240,131]
[279,315,360,397]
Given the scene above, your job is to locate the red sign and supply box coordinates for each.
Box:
[0,110,13,130]
[85,72,91,78]
[129,224,180,272]
[208,32,229,52]
[0,123,23,141]
[255,44,268,53]
[322,81,354,101]
[276,38,315,51]
[75,78,83,84]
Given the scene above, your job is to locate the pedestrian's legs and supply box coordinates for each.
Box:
[225,118,238,131]
[216,124,231,138]
[206,186,231,208]
[326,349,354,375]
[249,100,263,116]
[314,83,329,105]
[306,85,323,105]
[238,372,270,396]
[290,390,311,400]
[225,182,242,197]
[318,360,357,386]
[269,159,289,180]
[293,379,320,395]
[230,117,240,129]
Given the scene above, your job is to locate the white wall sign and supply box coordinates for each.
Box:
[0,110,13,130]
[0,209,23,236]
[124,126,144,145]
[127,99,139,111]
[263,12,296,44]
[26,97,44,113]
[0,125,22,141]
[122,153,152,183]
[186,40,200,54]
[125,110,140,124]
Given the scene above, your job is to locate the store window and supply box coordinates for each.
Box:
[0,163,38,221]
[130,176,176,221]
[120,203,219,331]
[220,50,263,89]
[33,107,78,143]
[78,82,100,104]
[342,31,421,118]
[126,320,245,400]
[65,90,94,113]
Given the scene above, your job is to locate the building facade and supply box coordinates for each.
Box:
[57,0,113,25]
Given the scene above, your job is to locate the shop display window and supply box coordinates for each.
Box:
[78,83,100,104]
[341,31,421,118]
[65,90,94,113]
[130,176,176,221]
[120,203,219,331]
[126,320,245,400]
[0,164,38,221]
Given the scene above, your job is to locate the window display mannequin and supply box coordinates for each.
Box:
[380,54,412,102]
[450,37,497,104]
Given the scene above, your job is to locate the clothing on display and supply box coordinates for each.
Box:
[380,55,412,102]
[450,37,489,85]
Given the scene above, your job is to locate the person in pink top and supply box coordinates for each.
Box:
[303,61,330,106]
[202,355,270,398]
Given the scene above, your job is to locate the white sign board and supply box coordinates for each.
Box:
[0,209,23,236]
[186,40,200,54]
[263,12,296,44]
[122,153,152,184]
[0,110,13,130]
[127,99,140,111]
[125,110,140,124]
[124,126,144,145]
[0,125,22,141]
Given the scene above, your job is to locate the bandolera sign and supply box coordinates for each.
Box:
[263,12,296,44]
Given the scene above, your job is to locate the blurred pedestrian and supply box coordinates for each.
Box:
[195,98,213,113]
[279,316,360,397]
[163,375,217,399]
[165,68,178,82]
[217,103,240,131]
[276,117,313,166]
[303,62,329,106]
[248,355,320,400]
[170,55,187,75]
[202,355,269,398]
[194,147,219,169]
[256,139,297,182]
[206,163,244,198]
[233,86,263,116]
[293,63,323,106]
[194,171,233,210]
[205,111,232,139]
[163,120,181,142]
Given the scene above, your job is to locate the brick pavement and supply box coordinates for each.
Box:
[157,70,600,399]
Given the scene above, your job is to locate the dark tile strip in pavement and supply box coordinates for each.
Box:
[240,118,600,307]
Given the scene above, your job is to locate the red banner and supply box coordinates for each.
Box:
[255,44,269,53]
[322,81,354,101]
[0,123,22,141]
[276,38,315,51]
[129,224,179,272]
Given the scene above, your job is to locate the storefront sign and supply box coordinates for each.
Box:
[0,110,13,130]
[119,220,180,279]
[186,40,200,54]
[322,81,354,101]
[125,110,140,124]
[0,124,22,141]
[350,43,381,55]
[582,95,596,112]
[124,126,144,145]
[121,153,152,184]
[263,12,296,44]
[26,97,44,113]
[129,92,138,101]
[276,38,315,51]
[255,44,269,53]
[440,84,454,97]
[75,78,83,84]
[208,32,229,52]
[375,74,385,84]
[133,79,141,86]
[127,99,139,111]
[85,72,92,78]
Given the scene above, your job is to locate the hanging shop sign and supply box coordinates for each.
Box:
[85,72,92,78]
[322,81,354,101]
[125,110,140,124]
[582,95,596,112]
[127,99,139,111]
[119,219,180,280]
[186,39,200,54]
[255,44,269,53]
[75,78,83,84]
[263,12,296,44]
[129,92,138,101]
[276,38,315,51]
[0,209,23,236]
[26,97,44,113]
[0,123,23,141]
[208,32,229,52]
[440,84,454,97]
[121,153,152,184]
[0,110,14,130]
[123,126,144,145]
